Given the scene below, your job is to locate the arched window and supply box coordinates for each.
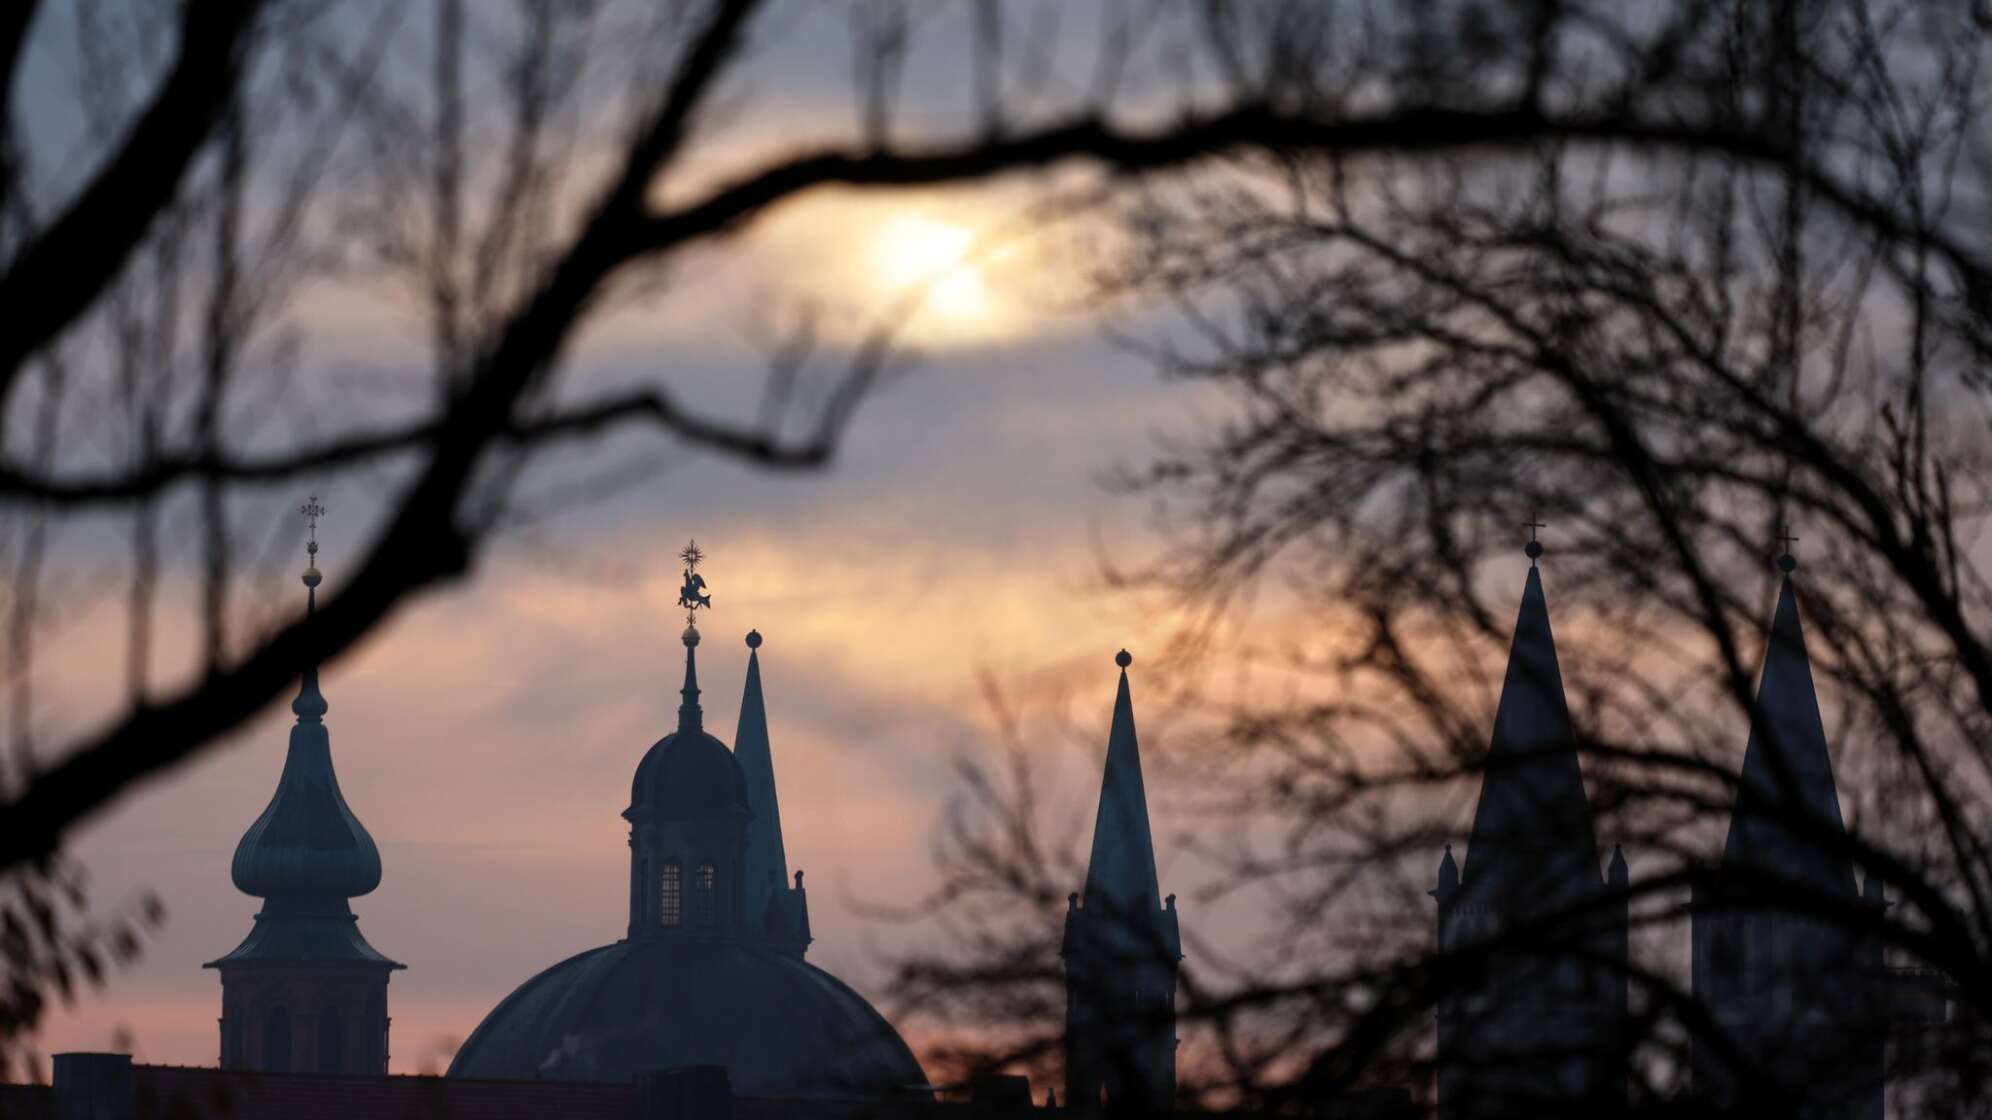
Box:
[694,861,717,925]
[264,1007,292,1073]
[318,1005,344,1073]
[661,860,683,927]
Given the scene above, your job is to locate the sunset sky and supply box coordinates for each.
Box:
[19,2,1271,1074]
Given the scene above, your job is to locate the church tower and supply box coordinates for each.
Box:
[1433,538,1629,1119]
[207,500,403,1074]
[1064,650,1180,1113]
[1691,545,1886,1119]
[736,629,811,957]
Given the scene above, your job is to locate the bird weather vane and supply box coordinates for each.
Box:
[677,539,712,624]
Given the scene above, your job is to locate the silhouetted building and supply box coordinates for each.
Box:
[446,547,927,1098]
[1432,546,1630,1119]
[1063,650,1181,1113]
[1691,553,1887,1119]
[206,522,403,1076]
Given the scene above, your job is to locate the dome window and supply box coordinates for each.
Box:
[661,861,684,927]
[695,861,718,925]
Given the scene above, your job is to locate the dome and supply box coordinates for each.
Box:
[447,939,929,1099]
[629,729,750,819]
[230,647,382,900]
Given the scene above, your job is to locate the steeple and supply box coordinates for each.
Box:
[1459,554,1602,907]
[736,629,810,957]
[226,498,383,906]
[1436,535,1630,1120]
[1082,649,1163,914]
[1064,649,1179,1113]
[208,499,401,1076]
[1720,550,1857,896]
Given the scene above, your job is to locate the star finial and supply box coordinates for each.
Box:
[676,539,713,626]
[1777,524,1799,573]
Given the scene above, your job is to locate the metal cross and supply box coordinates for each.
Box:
[1777,524,1799,555]
[1523,516,1546,543]
[301,495,326,560]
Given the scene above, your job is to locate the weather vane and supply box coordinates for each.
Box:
[677,539,712,624]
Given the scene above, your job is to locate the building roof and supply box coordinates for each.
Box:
[215,560,399,970]
[1721,573,1858,897]
[735,631,791,905]
[1081,651,1162,915]
[1460,562,1604,909]
[446,939,929,1099]
[628,624,750,821]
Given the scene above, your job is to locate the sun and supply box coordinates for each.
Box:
[868,215,993,323]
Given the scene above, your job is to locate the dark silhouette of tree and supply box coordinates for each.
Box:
[882,2,1992,1117]
[2,0,1987,1105]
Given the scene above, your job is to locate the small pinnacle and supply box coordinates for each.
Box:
[746,629,762,650]
[1444,843,1452,853]
[1115,649,1132,669]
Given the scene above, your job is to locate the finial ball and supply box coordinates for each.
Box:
[1524,540,1543,560]
[682,623,701,647]
[1115,649,1132,669]
[302,566,322,588]
[1777,552,1798,573]
[746,629,762,649]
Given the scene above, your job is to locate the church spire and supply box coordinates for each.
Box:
[209,499,400,1074]
[736,628,805,951]
[1082,649,1163,915]
[675,540,712,733]
[227,498,382,904]
[1720,542,1857,895]
[1460,538,1602,906]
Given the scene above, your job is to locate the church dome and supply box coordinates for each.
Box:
[629,729,749,819]
[446,939,929,1098]
[228,569,382,902]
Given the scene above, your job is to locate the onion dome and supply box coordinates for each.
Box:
[208,511,400,973]
[228,554,382,903]
[627,622,749,821]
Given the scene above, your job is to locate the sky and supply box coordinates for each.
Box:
[16,0,1272,1076]
[9,0,1917,1086]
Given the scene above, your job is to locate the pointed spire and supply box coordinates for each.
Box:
[1721,560,1857,896]
[1461,555,1602,907]
[736,629,791,919]
[677,623,703,733]
[1436,844,1460,895]
[1082,650,1162,916]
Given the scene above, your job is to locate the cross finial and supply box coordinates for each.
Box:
[1523,515,1546,562]
[1777,523,1799,573]
[301,495,325,561]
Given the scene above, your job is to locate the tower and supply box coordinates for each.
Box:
[1433,538,1629,1119]
[735,629,811,957]
[1690,545,1886,1119]
[206,499,403,1074]
[1064,650,1180,1113]
[624,543,753,942]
